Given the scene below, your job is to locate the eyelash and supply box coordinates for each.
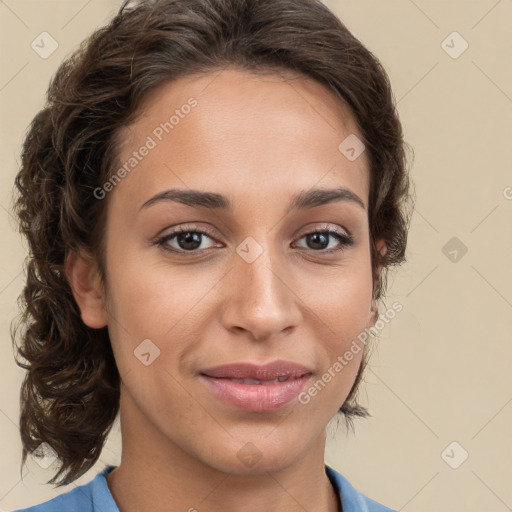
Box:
[153,224,354,257]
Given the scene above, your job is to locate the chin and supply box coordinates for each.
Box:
[195,432,315,476]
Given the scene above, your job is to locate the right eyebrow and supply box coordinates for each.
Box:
[140,188,232,211]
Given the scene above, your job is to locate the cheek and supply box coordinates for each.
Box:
[103,251,225,378]
[305,255,374,341]
[302,257,373,397]
[297,267,371,415]
[105,257,204,334]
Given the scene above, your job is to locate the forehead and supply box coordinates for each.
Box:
[111,67,370,210]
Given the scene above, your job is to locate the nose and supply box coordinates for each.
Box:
[220,239,303,342]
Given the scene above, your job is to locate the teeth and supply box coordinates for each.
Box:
[243,379,263,385]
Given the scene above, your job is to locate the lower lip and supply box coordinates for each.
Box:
[200,374,312,412]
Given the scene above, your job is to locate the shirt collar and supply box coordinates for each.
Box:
[97,464,383,512]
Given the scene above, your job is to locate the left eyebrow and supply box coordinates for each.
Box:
[139,186,366,212]
[285,186,365,213]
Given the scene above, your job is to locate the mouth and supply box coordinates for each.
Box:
[199,360,313,412]
[220,375,295,384]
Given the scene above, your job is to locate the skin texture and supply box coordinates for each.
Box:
[66,68,385,512]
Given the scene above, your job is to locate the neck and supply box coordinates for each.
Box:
[106,388,341,512]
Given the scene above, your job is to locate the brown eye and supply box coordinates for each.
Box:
[154,226,220,255]
[295,229,354,253]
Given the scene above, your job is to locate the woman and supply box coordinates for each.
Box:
[11,0,413,510]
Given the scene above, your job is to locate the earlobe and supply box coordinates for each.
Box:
[64,249,108,329]
[368,299,379,328]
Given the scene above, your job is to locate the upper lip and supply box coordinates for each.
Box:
[199,360,313,380]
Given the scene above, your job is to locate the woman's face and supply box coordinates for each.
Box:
[80,68,381,474]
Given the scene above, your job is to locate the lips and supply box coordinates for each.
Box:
[200,360,312,380]
[199,360,313,412]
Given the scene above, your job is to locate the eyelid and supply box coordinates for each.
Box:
[295,222,350,239]
[153,223,220,249]
[154,223,217,239]
[292,225,354,254]
[154,222,354,256]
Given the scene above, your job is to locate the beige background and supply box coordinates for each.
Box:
[1,0,511,510]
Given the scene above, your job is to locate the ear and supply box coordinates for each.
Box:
[367,238,388,327]
[376,238,387,259]
[65,249,108,329]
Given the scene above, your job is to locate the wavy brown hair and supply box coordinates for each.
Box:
[11,0,414,487]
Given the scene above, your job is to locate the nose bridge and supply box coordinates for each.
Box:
[237,233,285,304]
[224,232,301,339]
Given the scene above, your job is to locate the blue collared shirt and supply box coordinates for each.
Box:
[12,465,397,512]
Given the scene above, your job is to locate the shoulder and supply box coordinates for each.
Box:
[10,466,119,512]
[326,465,397,512]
